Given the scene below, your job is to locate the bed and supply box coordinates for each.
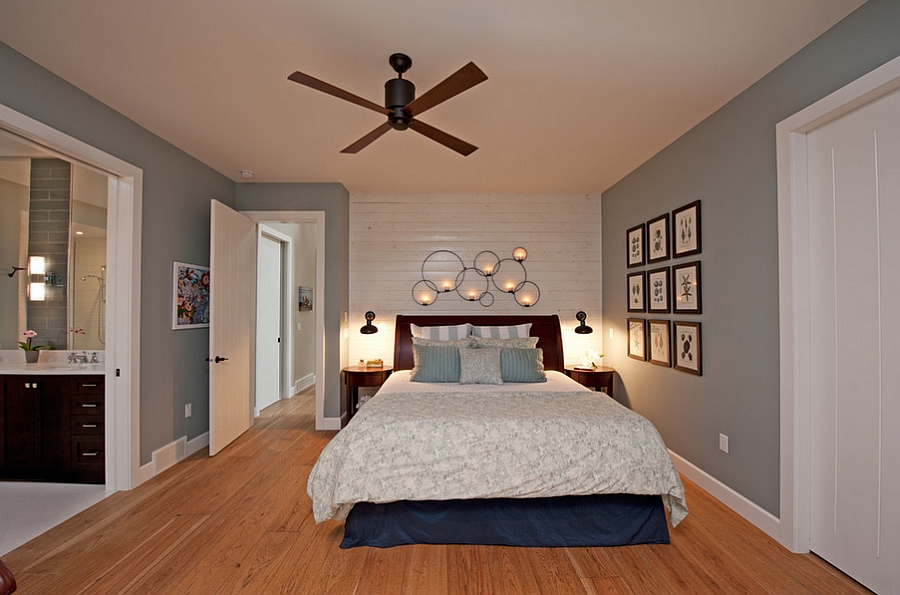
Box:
[308,314,687,548]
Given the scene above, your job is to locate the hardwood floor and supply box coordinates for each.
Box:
[2,388,872,595]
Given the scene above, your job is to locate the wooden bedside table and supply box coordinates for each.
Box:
[565,366,616,397]
[343,366,392,420]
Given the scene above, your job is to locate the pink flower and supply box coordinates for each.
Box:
[69,327,86,334]
[22,330,37,339]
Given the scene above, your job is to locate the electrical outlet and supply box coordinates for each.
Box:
[185,403,192,418]
[719,433,729,453]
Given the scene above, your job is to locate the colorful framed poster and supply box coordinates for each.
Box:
[299,286,313,311]
[173,261,210,329]
[673,320,702,375]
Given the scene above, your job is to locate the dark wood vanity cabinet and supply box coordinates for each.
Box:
[0,374,104,483]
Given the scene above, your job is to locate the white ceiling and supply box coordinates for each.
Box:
[0,0,865,194]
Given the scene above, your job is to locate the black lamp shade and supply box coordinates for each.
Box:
[360,311,378,334]
[574,311,593,334]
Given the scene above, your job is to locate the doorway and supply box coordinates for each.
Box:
[255,225,290,414]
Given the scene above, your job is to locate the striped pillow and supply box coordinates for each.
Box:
[410,344,461,383]
[501,348,547,383]
[410,323,471,341]
[470,323,532,339]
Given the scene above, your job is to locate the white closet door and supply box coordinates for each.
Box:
[806,88,900,595]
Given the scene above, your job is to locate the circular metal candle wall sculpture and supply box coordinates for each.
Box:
[412,248,539,307]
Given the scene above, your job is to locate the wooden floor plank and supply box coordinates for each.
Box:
[1,387,875,595]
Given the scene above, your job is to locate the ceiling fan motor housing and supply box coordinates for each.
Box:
[385,78,415,130]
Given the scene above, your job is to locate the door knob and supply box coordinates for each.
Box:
[206,356,229,363]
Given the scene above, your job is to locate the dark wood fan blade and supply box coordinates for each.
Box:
[408,119,478,156]
[404,62,487,118]
[340,122,393,154]
[288,71,390,116]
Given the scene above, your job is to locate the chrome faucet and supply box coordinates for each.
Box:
[69,351,89,365]
[89,352,99,364]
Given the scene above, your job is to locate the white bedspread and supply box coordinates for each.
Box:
[308,370,688,526]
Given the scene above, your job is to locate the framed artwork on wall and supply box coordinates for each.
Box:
[627,318,646,361]
[673,321,702,375]
[626,223,645,268]
[672,200,701,257]
[172,261,210,330]
[673,261,702,314]
[647,213,670,263]
[647,267,670,313]
[299,286,313,311]
[627,272,646,313]
[648,319,671,367]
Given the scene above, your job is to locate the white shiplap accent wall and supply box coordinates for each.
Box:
[350,193,604,366]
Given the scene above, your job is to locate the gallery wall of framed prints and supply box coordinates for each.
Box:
[624,200,702,375]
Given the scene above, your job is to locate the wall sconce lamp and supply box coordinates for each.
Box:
[360,311,378,334]
[574,311,593,334]
[7,265,26,277]
[29,256,47,301]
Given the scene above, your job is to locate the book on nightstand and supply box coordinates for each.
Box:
[365,359,384,368]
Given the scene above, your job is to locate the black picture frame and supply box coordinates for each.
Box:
[627,318,646,361]
[626,223,645,268]
[627,271,646,313]
[673,321,702,375]
[672,200,701,257]
[648,319,671,367]
[647,213,670,263]
[672,261,702,314]
[647,267,670,313]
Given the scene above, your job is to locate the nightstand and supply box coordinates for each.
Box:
[565,366,616,397]
[342,366,392,420]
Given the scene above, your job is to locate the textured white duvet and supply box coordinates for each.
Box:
[308,371,688,526]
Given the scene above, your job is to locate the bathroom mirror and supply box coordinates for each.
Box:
[0,130,108,351]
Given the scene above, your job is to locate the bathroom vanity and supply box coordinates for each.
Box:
[0,364,105,484]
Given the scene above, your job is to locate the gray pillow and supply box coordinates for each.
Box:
[410,344,461,382]
[501,348,547,383]
[471,336,539,349]
[470,323,532,339]
[458,347,503,385]
[411,336,473,348]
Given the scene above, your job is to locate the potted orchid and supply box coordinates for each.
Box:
[18,330,49,363]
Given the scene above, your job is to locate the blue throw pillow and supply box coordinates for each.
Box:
[501,348,547,383]
[410,344,461,382]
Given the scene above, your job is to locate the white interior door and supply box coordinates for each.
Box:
[806,88,900,594]
[255,228,283,414]
[209,199,255,456]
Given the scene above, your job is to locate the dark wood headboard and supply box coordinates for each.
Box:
[393,314,564,372]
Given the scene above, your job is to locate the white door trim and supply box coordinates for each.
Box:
[0,102,143,491]
[256,223,293,414]
[242,211,326,429]
[776,54,900,552]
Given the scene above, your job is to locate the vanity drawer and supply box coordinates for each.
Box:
[72,437,104,467]
[71,394,105,414]
[72,415,104,436]
[72,376,104,395]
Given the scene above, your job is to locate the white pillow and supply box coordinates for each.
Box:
[458,347,503,385]
[469,323,532,339]
[410,323,471,341]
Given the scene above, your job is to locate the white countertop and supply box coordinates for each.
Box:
[0,350,106,376]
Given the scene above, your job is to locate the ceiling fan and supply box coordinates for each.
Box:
[288,53,487,156]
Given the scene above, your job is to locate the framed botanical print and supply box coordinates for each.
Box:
[672,200,701,257]
[673,321,702,375]
[647,267,670,313]
[648,319,671,367]
[626,223,645,268]
[672,260,702,314]
[647,213,670,263]
[627,318,646,361]
[627,272,646,313]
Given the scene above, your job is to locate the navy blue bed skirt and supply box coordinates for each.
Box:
[340,493,669,548]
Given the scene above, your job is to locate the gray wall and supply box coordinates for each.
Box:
[602,0,900,516]
[0,41,236,464]
[236,183,350,418]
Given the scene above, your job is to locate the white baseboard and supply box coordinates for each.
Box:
[669,449,782,540]
[292,373,315,395]
[139,431,211,483]
[318,416,342,430]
